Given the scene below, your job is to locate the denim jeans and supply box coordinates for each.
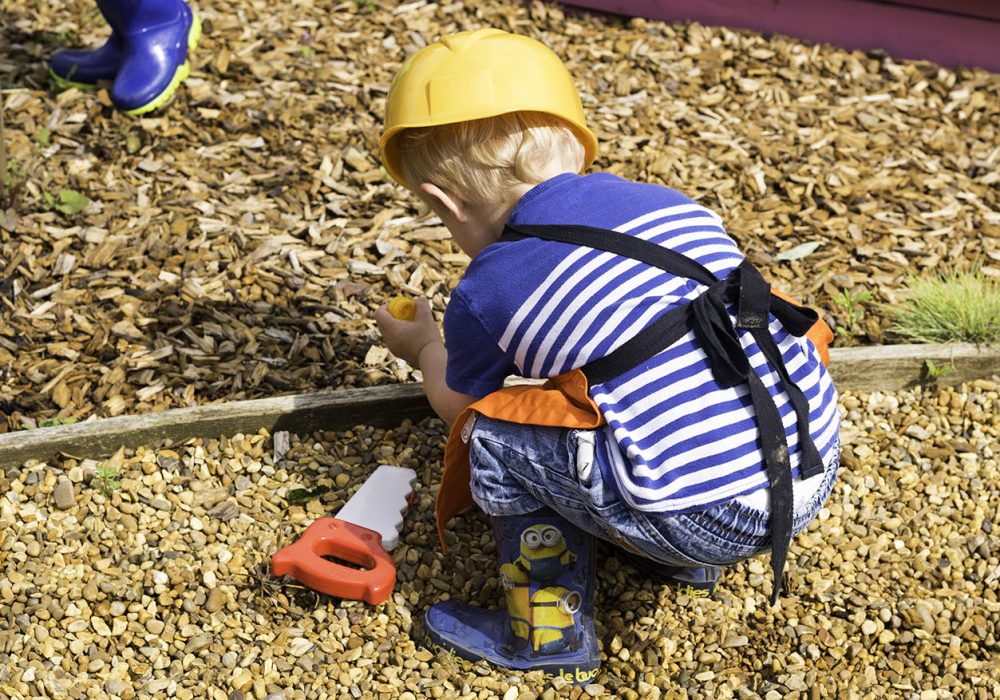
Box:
[468,416,839,568]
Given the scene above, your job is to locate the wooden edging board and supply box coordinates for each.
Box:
[1,342,996,468]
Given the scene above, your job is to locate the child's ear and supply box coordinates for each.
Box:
[418,182,470,223]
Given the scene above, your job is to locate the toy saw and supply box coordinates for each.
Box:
[271,465,417,605]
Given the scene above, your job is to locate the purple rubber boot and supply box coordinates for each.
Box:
[49,0,132,87]
[111,0,200,114]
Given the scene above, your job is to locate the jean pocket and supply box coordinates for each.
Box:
[672,507,770,565]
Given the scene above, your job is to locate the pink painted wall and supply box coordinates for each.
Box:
[895,1,1000,22]
[562,0,1000,73]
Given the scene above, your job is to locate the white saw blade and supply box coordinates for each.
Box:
[335,465,416,551]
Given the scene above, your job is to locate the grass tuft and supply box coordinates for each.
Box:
[888,267,1000,345]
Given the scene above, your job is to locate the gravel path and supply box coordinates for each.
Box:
[2,382,997,698]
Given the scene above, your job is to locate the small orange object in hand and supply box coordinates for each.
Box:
[386,296,416,320]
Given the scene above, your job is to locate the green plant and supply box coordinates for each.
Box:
[20,416,79,430]
[43,188,90,216]
[92,465,122,498]
[923,359,955,380]
[888,267,1000,344]
[285,485,331,505]
[39,28,81,48]
[832,288,873,340]
[37,417,78,429]
[357,0,377,12]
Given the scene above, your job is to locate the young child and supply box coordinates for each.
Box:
[375,28,840,684]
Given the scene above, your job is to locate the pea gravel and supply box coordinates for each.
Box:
[1,381,998,698]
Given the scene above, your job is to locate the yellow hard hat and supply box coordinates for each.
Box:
[379,28,598,188]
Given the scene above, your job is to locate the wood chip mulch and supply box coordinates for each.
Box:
[1,0,998,431]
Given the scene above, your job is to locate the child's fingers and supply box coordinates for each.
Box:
[413,297,433,320]
[374,305,407,333]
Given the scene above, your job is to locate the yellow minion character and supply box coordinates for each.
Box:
[499,561,530,642]
[528,586,582,653]
[511,523,577,585]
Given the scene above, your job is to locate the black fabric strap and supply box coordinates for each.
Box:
[748,323,824,480]
[502,223,718,286]
[502,221,828,602]
[584,304,691,385]
[746,369,795,604]
[735,263,824,480]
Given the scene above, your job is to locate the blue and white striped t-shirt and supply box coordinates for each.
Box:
[444,172,840,513]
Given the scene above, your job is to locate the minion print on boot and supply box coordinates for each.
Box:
[498,555,530,650]
[528,586,583,655]
[509,523,576,585]
[423,509,600,685]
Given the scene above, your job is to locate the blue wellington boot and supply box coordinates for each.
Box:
[49,0,132,88]
[111,0,201,115]
[423,510,600,686]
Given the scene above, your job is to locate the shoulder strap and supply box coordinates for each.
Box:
[502,223,718,287]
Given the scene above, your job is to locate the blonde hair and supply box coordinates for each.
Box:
[396,111,586,206]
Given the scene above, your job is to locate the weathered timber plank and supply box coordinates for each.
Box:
[827,342,999,393]
[1,343,997,468]
[0,385,430,469]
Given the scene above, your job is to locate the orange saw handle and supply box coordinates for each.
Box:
[270,517,396,605]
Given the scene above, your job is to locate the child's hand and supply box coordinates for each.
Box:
[386,296,417,321]
[374,297,442,367]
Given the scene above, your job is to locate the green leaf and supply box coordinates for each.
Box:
[54,189,89,216]
[775,241,822,262]
[37,128,51,147]
[285,485,331,505]
[924,359,955,380]
[96,465,119,477]
[38,417,78,428]
[92,464,122,496]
